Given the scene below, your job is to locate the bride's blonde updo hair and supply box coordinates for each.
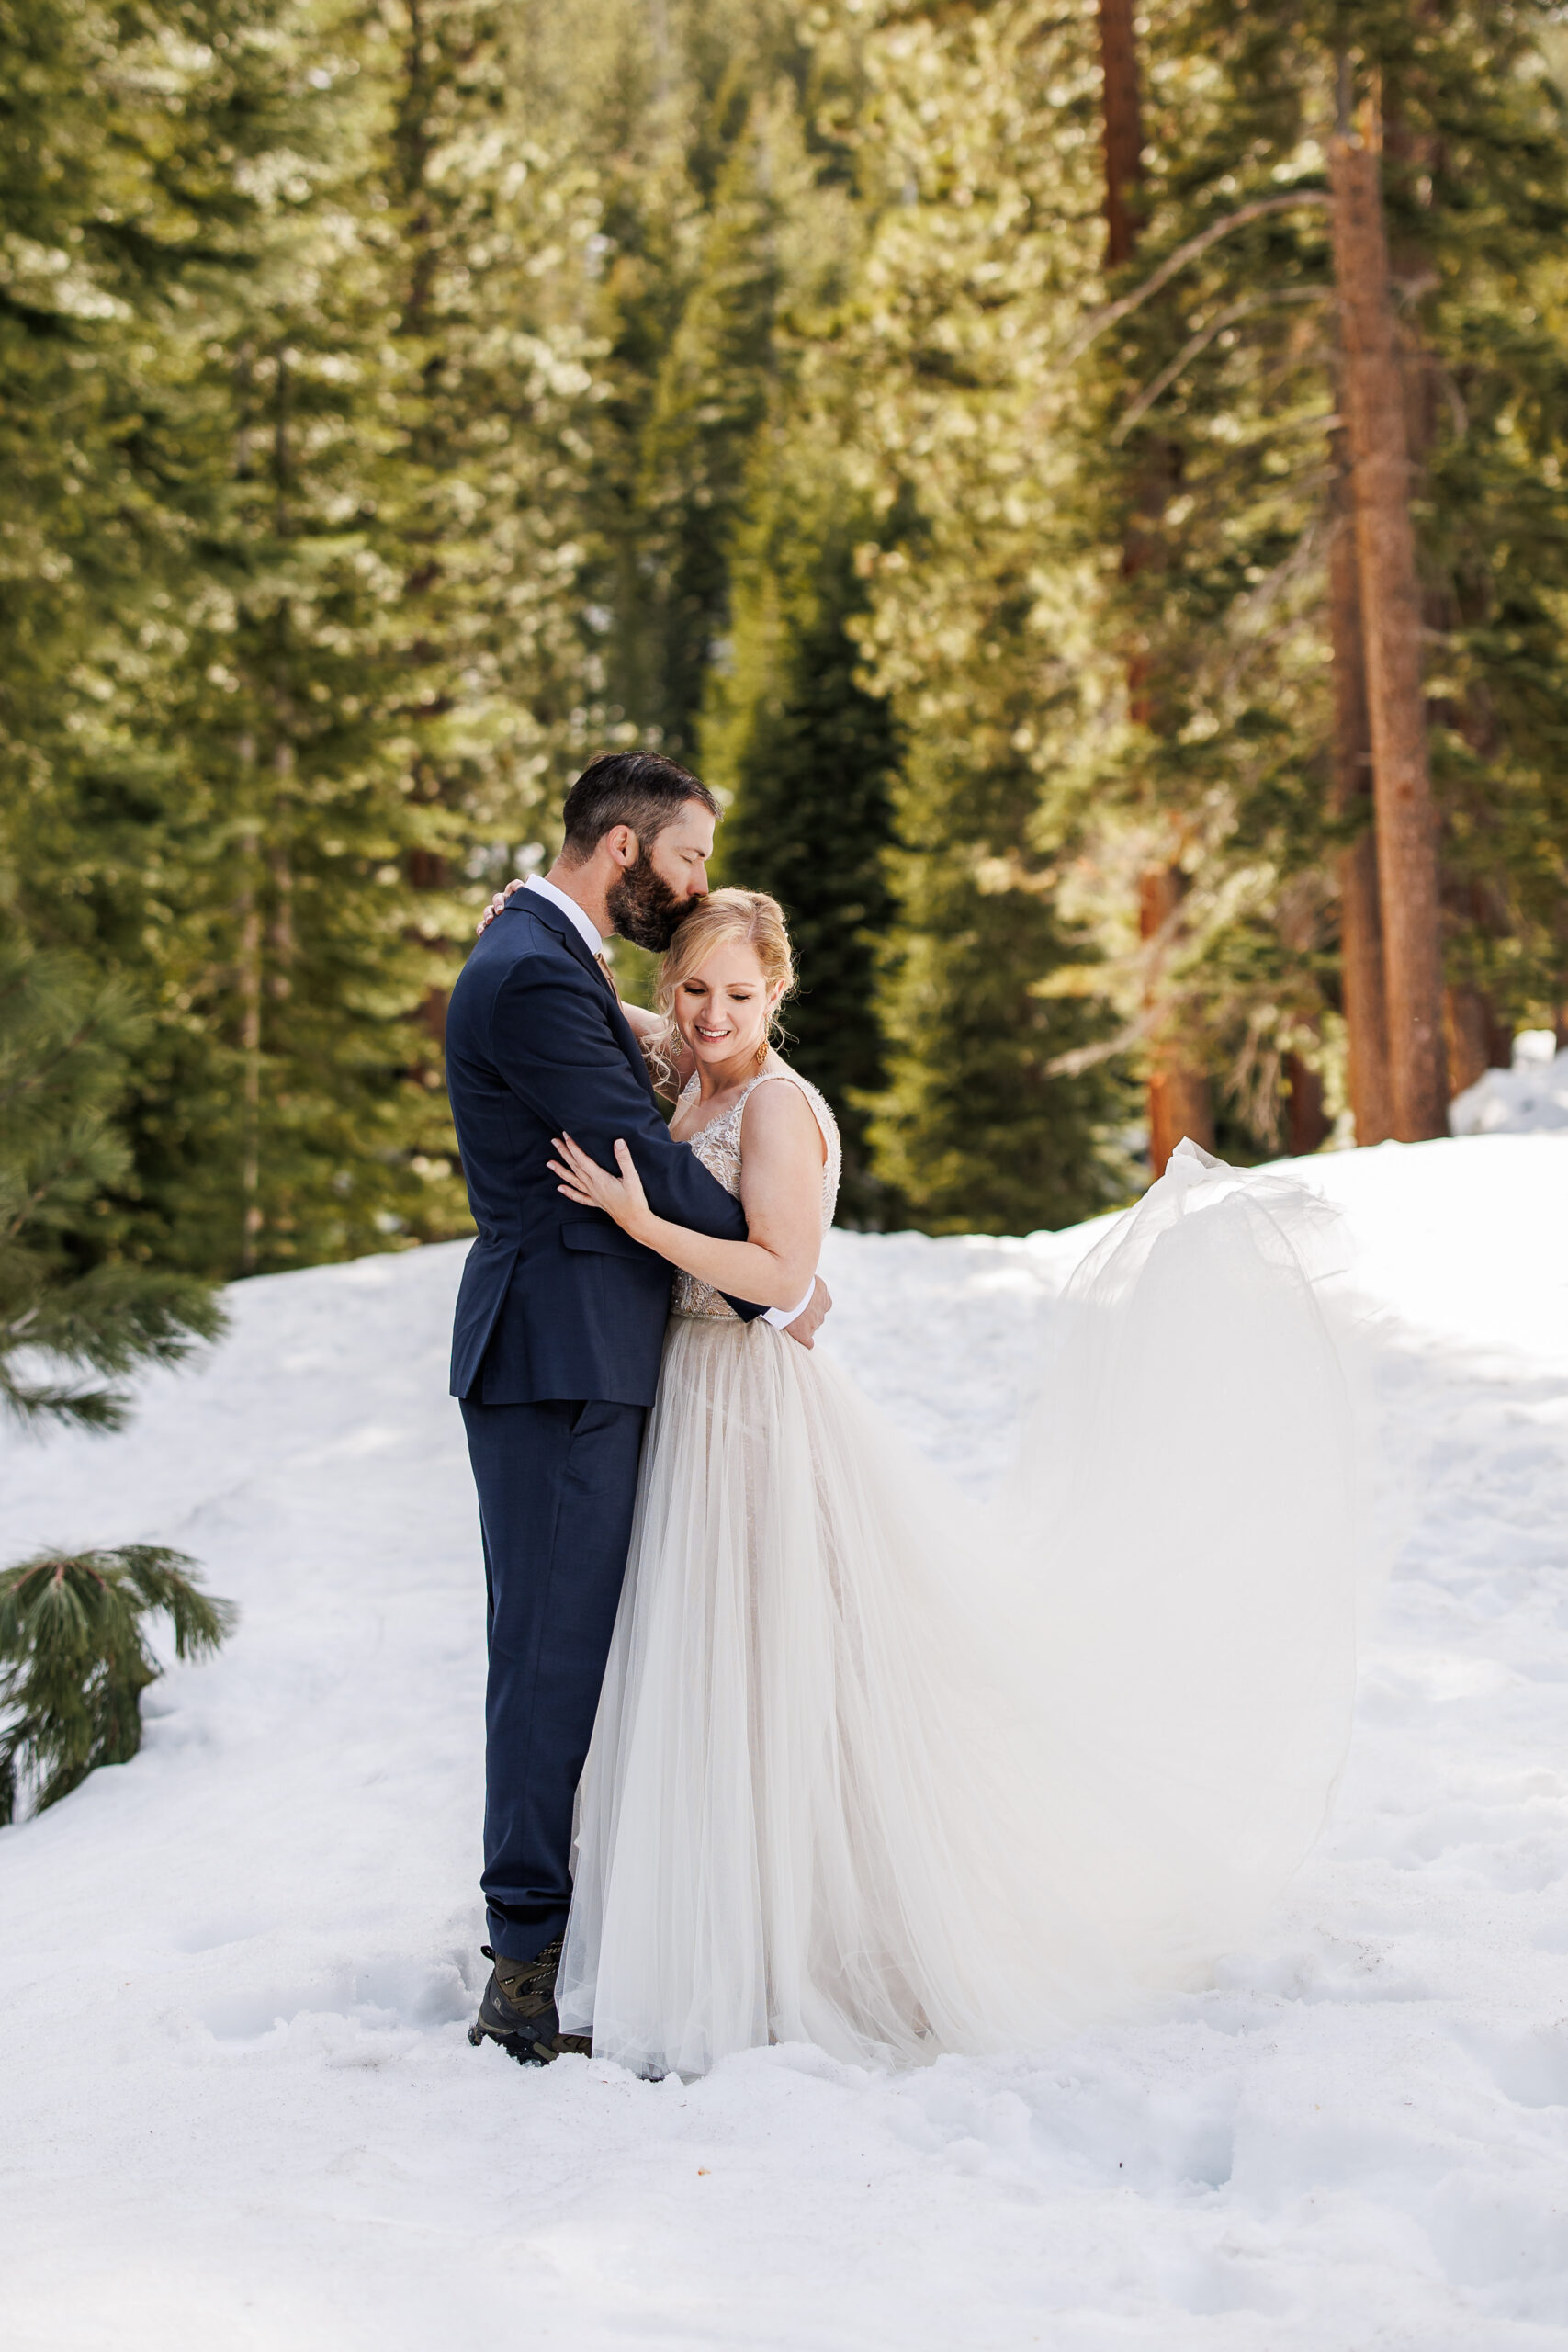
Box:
[649,888,795,1089]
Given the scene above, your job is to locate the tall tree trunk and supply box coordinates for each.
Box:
[1096,0,1214,1175]
[1139,866,1215,1166]
[1444,979,1511,1096]
[268,741,294,1002]
[1385,133,1516,1115]
[390,21,457,1055]
[1328,94,1448,1139]
[1328,409,1393,1143]
[1284,1051,1330,1157]
[236,737,263,1273]
[1097,0,1144,271]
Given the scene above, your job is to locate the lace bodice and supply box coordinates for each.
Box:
[671,1063,840,1321]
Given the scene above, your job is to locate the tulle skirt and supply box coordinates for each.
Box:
[557,1144,1366,2077]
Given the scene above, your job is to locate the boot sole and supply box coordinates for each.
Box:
[468,2019,556,2066]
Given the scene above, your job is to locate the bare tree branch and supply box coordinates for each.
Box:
[1045,1013,1150,1079]
[1043,875,1194,1076]
[1112,288,1329,443]
[1063,192,1332,368]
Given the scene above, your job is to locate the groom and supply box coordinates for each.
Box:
[445,750,829,2064]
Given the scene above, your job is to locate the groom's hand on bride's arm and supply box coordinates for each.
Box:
[782,1274,831,1351]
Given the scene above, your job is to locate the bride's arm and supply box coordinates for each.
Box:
[547,1080,825,1311]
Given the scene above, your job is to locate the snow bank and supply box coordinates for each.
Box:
[3,1135,1567,2348]
[1451,1027,1568,1136]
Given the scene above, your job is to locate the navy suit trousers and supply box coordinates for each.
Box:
[460,1395,647,1963]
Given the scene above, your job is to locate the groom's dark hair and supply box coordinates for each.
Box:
[559,751,722,863]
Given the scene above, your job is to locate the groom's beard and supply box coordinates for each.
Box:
[606,852,693,952]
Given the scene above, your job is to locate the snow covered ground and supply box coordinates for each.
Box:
[1450,1030,1568,1138]
[3,1134,1567,2350]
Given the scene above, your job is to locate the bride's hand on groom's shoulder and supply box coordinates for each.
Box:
[476,878,527,937]
[548,1134,653,1240]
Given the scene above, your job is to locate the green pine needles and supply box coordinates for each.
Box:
[1,944,226,1430]
[2,944,236,1821]
[0,1548,236,1825]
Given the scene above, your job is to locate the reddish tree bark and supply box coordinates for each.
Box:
[1327,413,1394,1144]
[1139,867,1215,1167]
[1097,0,1214,1175]
[1328,106,1449,1139]
[1284,1052,1330,1157]
[1098,0,1145,270]
[1443,983,1511,1097]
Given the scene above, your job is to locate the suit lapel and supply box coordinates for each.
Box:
[505,894,657,1102]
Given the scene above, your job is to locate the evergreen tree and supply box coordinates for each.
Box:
[374,0,610,952]
[1,941,222,1427]
[0,940,234,1824]
[9,0,1568,1269]
[706,462,902,1220]
[866,754,1134,1235]
[817,0,1135,1228]
[576,3,834,763]
[636,89,785,756]
[1069,0,1568,1146]
[5,0,524,1273]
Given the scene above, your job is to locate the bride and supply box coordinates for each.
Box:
[546,888,1362,2079]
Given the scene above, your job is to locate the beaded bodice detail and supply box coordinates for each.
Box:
[671,1064,840,1322]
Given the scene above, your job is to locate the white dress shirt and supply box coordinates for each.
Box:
[524,875,813,1331]
[525,872,604,957]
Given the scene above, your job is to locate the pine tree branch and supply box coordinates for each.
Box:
[1042,872,1220,1077]
[0,1005,120,1113]
[0,1549,235,1822]
[0,1133,115,1241]
[1,1274,225,1431]
[0,1372,129,1431]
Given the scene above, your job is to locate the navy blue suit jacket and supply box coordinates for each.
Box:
[446,890,764,1408]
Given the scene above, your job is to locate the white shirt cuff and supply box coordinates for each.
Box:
[761,1280,817,1331]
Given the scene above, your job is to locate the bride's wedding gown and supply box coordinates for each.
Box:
[556,1064,1364,2078]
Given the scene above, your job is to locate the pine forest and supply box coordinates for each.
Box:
[6,0,1568,1284]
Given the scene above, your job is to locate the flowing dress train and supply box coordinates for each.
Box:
[556,1065,1362,2076]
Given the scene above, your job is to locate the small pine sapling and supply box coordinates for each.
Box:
[0,1548,236,1823]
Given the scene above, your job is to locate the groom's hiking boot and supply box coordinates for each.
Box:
[468,1940,591,2065]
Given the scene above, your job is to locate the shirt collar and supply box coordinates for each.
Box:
[525,873,604,960]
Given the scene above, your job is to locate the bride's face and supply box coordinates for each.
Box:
[674,941,781,1075]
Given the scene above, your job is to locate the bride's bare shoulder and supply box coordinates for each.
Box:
[739,1069,829,1165]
